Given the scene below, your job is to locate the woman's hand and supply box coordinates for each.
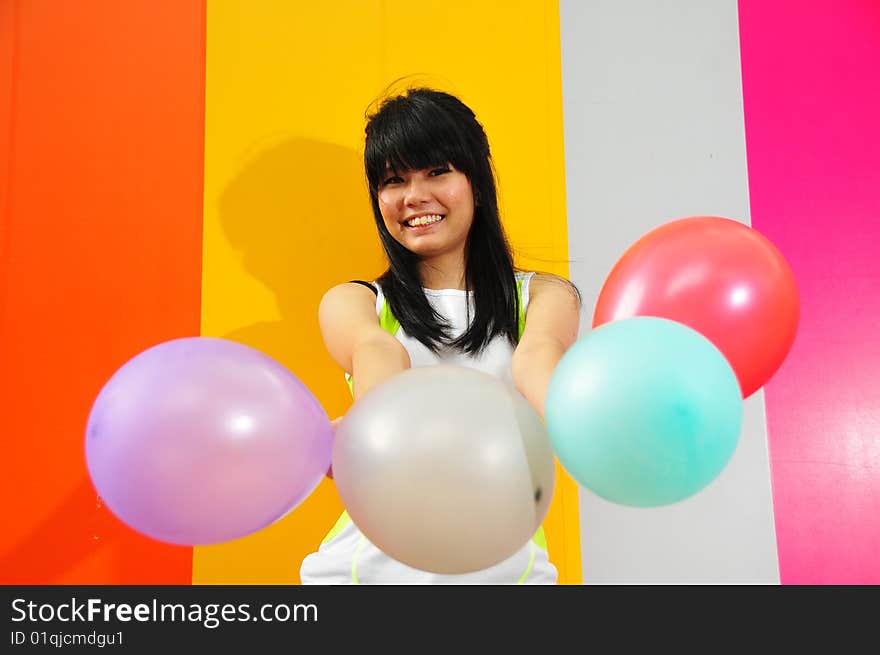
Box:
[325,417,343,479]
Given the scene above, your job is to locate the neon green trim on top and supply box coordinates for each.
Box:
[516,277,526,341]
[321,509,353,546]
[532,525,547,551]
[351,536,368,584]
[517,545,537,584]
[379,295,401,335]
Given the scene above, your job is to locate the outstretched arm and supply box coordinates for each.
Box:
[511,274,582,419]
[318,282,411,401]
[318,282,411,478]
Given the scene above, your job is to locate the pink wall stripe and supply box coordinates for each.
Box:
[738,0,880,583]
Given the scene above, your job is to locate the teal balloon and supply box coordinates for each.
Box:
[545,317,742,507]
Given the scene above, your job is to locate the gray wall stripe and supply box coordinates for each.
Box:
[559,0,779,583]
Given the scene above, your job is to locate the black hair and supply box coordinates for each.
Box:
[364,87,520,355]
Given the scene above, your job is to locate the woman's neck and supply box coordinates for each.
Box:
[418,250,467,290]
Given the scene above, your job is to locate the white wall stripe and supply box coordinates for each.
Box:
[559,0,779,583]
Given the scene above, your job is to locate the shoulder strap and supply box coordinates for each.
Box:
[348,280,377,296]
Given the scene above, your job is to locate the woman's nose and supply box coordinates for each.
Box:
[404,176,431,206]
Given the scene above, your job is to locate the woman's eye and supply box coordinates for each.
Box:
[429,167,451,176]
[382,175,403,185]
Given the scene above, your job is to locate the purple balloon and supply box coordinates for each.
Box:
[85,337,332,545]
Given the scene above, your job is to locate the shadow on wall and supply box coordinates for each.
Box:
[203,139,386,581]
[218,138,385,415]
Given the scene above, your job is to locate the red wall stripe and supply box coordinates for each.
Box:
[0,1,206,583]
[739,0,880,583]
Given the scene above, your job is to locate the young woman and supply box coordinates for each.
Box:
[300,88,581,584]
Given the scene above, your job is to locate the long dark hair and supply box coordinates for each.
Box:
[364,88,519,355]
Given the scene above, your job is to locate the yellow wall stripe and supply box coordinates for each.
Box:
[194,0,581,585]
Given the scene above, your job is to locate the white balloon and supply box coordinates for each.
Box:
[332,365,555,574]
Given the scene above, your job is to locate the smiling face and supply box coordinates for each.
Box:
[377,163,475,259]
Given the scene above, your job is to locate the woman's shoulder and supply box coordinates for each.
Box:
[346,279,379,297]
[526,272,582,307]
[320,281,382,316]
[514,270,570,292]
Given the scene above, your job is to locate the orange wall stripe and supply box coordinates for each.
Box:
[0,0,206,584]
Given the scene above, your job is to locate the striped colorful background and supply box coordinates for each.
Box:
[1,0,877,584]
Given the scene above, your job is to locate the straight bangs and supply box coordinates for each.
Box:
[365,99,477,191]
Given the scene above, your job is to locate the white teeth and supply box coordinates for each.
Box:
[407,214,443,227]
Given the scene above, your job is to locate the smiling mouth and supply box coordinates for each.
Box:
[404,214,445,228]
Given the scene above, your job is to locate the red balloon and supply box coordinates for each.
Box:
[593,216,799,398]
